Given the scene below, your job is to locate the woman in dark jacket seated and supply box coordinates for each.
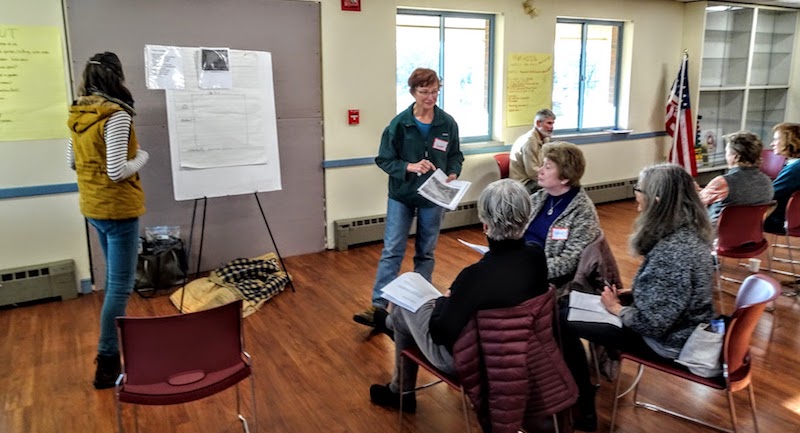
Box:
[764,122,800,234]
[561,163,716,432]
[369,179,549,412]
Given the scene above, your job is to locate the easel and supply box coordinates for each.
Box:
[179,192,296,312]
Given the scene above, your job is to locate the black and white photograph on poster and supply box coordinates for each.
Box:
[201,48,230,71]
[198,47,232,89]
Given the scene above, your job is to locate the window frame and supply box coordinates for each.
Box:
[396,8,496,143]
[554,18,624,134]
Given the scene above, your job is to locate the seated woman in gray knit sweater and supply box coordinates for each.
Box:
[560,163,716,432]
[522,142,601,290]
[699,131,774,226]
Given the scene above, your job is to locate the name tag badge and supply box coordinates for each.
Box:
[551,227,569,240]
[432,137,448,152]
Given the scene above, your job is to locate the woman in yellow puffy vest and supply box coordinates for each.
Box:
[67,52,149,389]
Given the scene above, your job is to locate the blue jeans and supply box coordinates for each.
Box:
[88,217,139,356]
[371,198,444,308]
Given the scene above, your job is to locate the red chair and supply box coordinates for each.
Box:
[115,300,256,433]
[759,148,786,180]
[493,153,510,179]
[609,274,780,433]
[714,202,774,299]
[767,190,800,296]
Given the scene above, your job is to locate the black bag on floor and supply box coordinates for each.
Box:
[134,236,187,297]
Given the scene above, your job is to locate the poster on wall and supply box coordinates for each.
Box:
[505,53,553,128]
[0,25,69,142]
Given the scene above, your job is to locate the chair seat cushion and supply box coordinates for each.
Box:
[717,239,768,259]
[402,348,461,390]
[119,363,250,405]
[621,352,726,390]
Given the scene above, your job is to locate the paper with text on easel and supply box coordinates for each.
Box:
[380,272,443,313]
[567,291,622,328]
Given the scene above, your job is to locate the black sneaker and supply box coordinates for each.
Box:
[94,353,121,390]
[370,383,416,413]
[353,306,386,328]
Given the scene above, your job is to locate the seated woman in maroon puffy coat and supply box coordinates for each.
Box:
[368,179,550,414]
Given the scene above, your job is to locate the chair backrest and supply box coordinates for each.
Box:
[759,148,786,180]
[493,153,510,179]
[716,202,773,251]
[567,231,622,297]
[117,300,244,387]
[726,275,779,381]
[785,191,800,235]
[453,288,577,431]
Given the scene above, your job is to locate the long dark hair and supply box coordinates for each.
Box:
[630,163,713,255]
[79,52,134,109]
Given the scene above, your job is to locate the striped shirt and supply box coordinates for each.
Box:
[67,110,149,182]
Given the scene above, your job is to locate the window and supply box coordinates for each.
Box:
[553,19,623,132]
[396,9,494,142]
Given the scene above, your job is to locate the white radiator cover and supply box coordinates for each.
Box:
[0,260,78,307]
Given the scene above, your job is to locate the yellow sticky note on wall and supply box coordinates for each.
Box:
[0,25,69,142]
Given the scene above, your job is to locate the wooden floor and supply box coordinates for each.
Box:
[2,199,799,433]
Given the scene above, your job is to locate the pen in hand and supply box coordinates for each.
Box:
[417,150,429,177]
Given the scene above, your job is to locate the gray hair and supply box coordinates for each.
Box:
[630,163,713,255]
[535,108,555,123]
[478,179,534,241]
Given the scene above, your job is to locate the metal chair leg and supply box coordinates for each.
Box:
[747,383,759,433]
[727,389,738,433]
[398,356,405,433]
[459,387,472,433]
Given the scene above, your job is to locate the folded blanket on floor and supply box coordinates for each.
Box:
[169,252,290,317]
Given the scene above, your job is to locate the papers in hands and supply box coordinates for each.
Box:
[458,238,489,254]
[380,272,442,313]
[417,169,471,210]
[567,291,622,328]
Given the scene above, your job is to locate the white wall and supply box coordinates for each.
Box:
[0,0,89,287]
[320,0,685,247]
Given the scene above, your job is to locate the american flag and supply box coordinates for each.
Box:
[665,54,697,177]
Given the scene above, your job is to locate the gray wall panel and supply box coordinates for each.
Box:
[67,0,323,282]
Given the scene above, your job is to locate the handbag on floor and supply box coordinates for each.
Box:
[134,236,187,297]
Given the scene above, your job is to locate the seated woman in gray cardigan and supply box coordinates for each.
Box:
[561,163,716,432]
[522,141,601,291]
[699,131,774,226]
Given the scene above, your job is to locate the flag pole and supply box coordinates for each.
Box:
[673,50,688,160]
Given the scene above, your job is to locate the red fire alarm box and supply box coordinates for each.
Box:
[341,0,361,12]
[348,109,360,125]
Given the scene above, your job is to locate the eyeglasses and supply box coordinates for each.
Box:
[633,185,643,194]
[416,88,440,97]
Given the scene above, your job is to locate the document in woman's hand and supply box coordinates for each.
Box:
[567,291,622,327]
[417,169,471,210]
[380,272,443,312]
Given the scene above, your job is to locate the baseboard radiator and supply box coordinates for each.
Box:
[334,179,638,251]
[0,260,78,307]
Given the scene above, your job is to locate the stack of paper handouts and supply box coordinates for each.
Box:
[567,291,622,328]
[380,272,443,313]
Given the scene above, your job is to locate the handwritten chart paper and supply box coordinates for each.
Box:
[165,48,281,200]
[505,53,553,127]
[0,25,68,141]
